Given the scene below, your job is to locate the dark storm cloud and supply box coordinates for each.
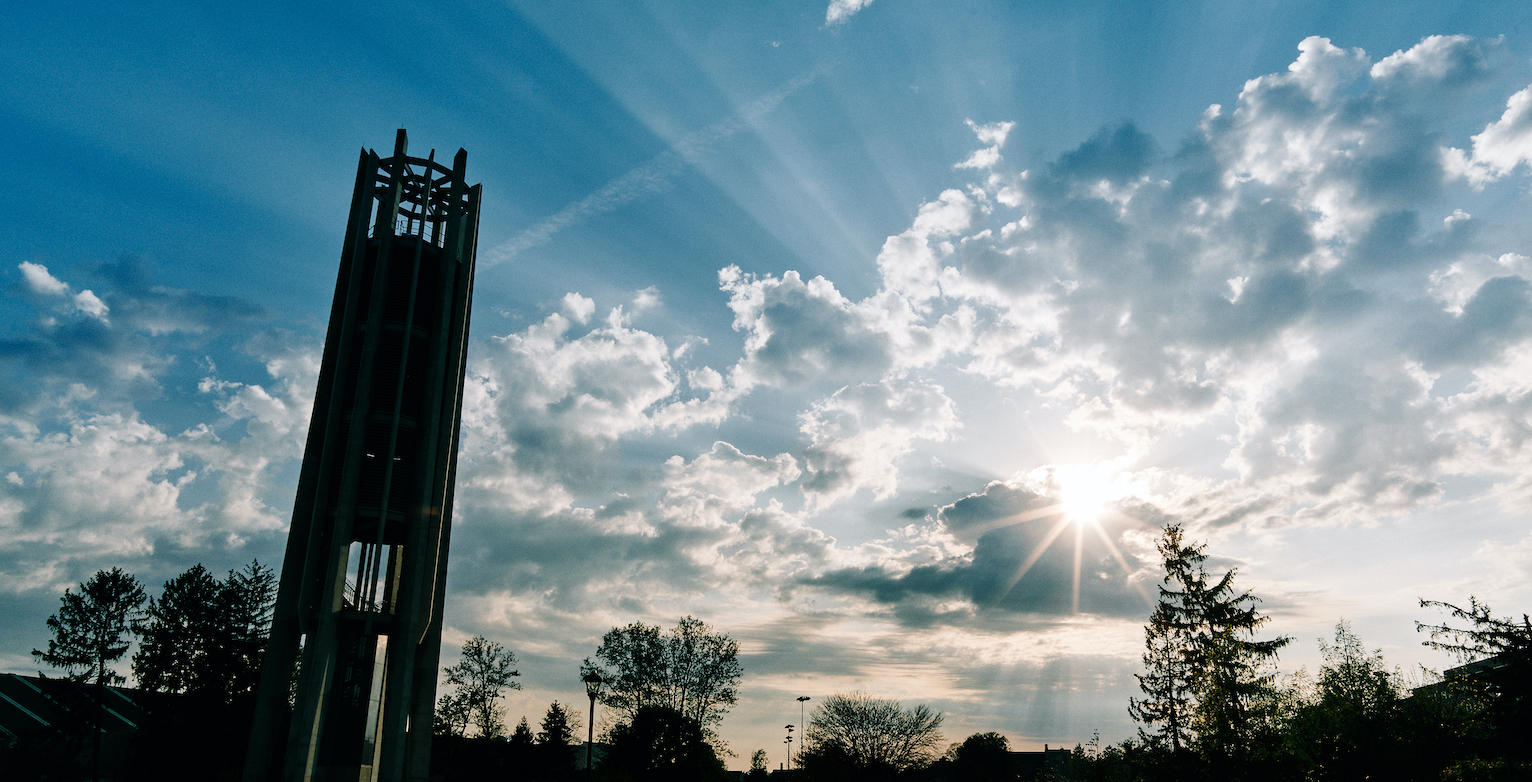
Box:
[939,481,1047,534]
[801,525,1149,626]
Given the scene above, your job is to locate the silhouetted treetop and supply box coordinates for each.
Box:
[582,615,742,729]
[1418,596,1532,663]
[32,567,145,686]
[440,635,521,739]
[800,691,944,776]
[132,560,275,702]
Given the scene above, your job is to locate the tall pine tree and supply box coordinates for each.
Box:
[32,568,147,782]
[133,564,226,696]
[132,561,276,703]
[32,567,146,686]
[1130,599,1195,752]
[1130,524,1288,771]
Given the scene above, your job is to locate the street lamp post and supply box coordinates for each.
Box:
[796,696,810,767]
[583,671,604,781]
[785,725,794,770]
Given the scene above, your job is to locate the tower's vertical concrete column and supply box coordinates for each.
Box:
[245,130,480,782]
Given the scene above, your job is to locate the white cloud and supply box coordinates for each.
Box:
[825,0,875,26]
[561,292,595,323]
[969,119,1015,147]
[1369,34,1494,86]
[955,120,1016,170]
[721,266,896,389]
[661,441,800,520]
[19,262,69,296]
[955,147,1001,170]
[1458,85,1532,183]
[800,379,961,506]
[17,262,109,322]
[72,290,108,319]
[1278,35,1369,103]
[0,338,313,591]
[780,33,1532,531]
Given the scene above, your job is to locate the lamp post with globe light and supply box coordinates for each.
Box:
[583,671,604,780]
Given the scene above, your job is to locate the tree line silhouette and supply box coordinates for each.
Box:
[13,525,1530,781]
[12,561,276,780]
[1068,524,1532,782]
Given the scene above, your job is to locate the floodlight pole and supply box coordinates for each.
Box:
[796,696,810,767]
[785,725,795,770]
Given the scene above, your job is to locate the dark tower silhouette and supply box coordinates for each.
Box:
[244,130,480,782]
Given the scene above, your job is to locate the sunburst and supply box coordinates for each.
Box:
[986,464,1154,613]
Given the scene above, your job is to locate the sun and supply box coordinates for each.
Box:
[1057,465,1114,526]
[991,461,1152,615]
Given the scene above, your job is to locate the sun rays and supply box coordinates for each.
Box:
[984,464,1156,614]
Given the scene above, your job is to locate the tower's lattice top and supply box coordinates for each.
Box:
[366,137,472,247]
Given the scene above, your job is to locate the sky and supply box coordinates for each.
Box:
[4,0,1532,763]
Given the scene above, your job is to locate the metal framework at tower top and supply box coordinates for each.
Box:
[244,129,481,782]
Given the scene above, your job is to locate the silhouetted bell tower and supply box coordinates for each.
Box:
[245,130,480,782]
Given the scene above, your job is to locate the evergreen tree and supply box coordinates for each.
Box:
[222,560,277,697]
[32,567,146,685]
[32,568,147,782]
[1129,525,1204,753]
[133,564,226,696]
[1130,524,1288,775]
[537,700,580,745]
[1417,597,1532,760]
[510,716,535,747]
[441,635,521,738]
[129,561,275,703]
[535,701,581,779]
[1130,599,1195,752]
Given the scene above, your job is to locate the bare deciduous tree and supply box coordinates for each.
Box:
[800,691,944,774]
[583,616,742,729]
[440,635,521,738]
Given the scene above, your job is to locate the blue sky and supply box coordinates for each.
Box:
[5,0,1532,761]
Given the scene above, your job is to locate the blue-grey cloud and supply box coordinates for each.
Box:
[799,482,1152,627]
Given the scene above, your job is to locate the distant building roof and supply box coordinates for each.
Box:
[0,673,149,740]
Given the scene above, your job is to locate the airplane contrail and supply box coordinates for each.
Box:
[483,69,821,267]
